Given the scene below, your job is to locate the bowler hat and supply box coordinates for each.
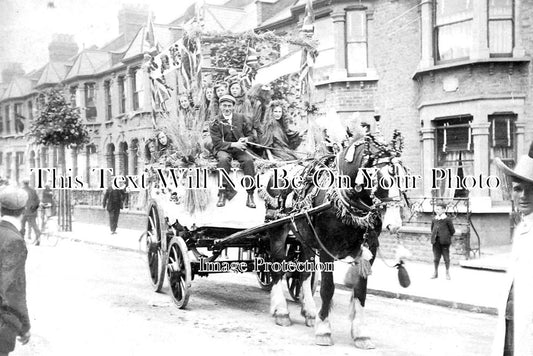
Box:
[495,141,533,184]
[219,95,236,105]
[0,186,28,210]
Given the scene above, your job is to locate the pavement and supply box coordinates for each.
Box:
[48,219,505,316]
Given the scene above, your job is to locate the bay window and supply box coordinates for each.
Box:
[132,68,144,111]
[85,83,97,120]
[488,0,514,56]
[118,76,126,114]
[490,114,517,201]
[346,10,367,75]
[104,80,112,120]
[435,116,474,198]
[434,0,473,62]
[5,105,10,134]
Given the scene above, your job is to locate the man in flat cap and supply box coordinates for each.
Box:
[493,143,533,355]
[0,186,31,355]
[210,94,257,208]
[20,179,40,245]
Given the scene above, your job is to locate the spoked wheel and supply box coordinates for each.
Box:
[255,249,273,291]
[166,236,191,309]
[146,206,165,292]
[286,240,319,302]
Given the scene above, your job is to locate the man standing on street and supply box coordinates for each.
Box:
[0,186,31,355]
[103,186,124,235]
[494,143,533,355]
[20,179,40,245]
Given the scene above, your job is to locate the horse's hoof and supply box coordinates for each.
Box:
[315,334,333,346]
[354,337,375,350]
[275,314,292,327]
[305,316,315,327]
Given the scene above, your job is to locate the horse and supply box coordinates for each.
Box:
[263,132,406,348]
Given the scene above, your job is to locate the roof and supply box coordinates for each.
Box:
[100,33,129,53]
[25,66,46,82]
[122,24,175,61]
[0,77,34,101]
[259,5,294,27]
[201,4,251,32]
[258,0,304,28]
[0,84,8,100]
[223,0,255,8]
[64,50,113,81]
[36,61,70,87]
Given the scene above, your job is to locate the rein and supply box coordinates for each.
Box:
[247,141,310,155]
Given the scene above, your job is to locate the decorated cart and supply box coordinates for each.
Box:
[141,21,326,308]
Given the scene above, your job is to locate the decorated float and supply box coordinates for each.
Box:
[142,21,327,307]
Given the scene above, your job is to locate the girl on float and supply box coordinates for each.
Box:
[260,100,304,161]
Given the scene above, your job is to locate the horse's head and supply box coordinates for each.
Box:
[335,132,406,233]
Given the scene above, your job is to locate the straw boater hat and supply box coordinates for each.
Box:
[495,141,533,184]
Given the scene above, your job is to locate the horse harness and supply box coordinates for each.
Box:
[280,141,389,264]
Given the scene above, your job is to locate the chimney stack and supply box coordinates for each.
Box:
[118,4,150,42]
[1,62,25,84]
[48,34,79,62]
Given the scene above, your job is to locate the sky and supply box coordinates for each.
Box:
[0,0,227,75]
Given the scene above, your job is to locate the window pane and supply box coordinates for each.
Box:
[489,0,513,18]
[346,11,366,41]
[437,20,472,60]
[347,42,367,74]
[436,0,473,25]
[489,20,513,54]
[135,69,144,109]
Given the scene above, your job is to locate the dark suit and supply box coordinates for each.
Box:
[430,217,455,244]
[430,216,455,267]
[103,188,124,233]
[209,113,256,192]
[20,186,40,240]
[0,220,30,354]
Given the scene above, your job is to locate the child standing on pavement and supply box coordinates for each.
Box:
[430,203,455,280]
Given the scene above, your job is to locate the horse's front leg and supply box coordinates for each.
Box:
[315,252,334,346]
[299,244,317,327]
[350,241,378,349]
[269,224,291,326]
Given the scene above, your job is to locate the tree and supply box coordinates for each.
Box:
[30,89,89,149]
[29,88,90,231]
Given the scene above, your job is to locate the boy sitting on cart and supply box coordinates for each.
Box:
[209,94,256,209]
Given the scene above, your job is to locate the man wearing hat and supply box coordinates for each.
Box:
[20,179,40,245]
[493,144,533,355]
[210,94,257,208]
[0,186,31,355]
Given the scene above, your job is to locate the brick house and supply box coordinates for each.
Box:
[255,0,531,255]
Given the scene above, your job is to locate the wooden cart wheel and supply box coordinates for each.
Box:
[255,250,273,291]
[147,205,165,292]
[286,241,319,302]
[166,236,191,309]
